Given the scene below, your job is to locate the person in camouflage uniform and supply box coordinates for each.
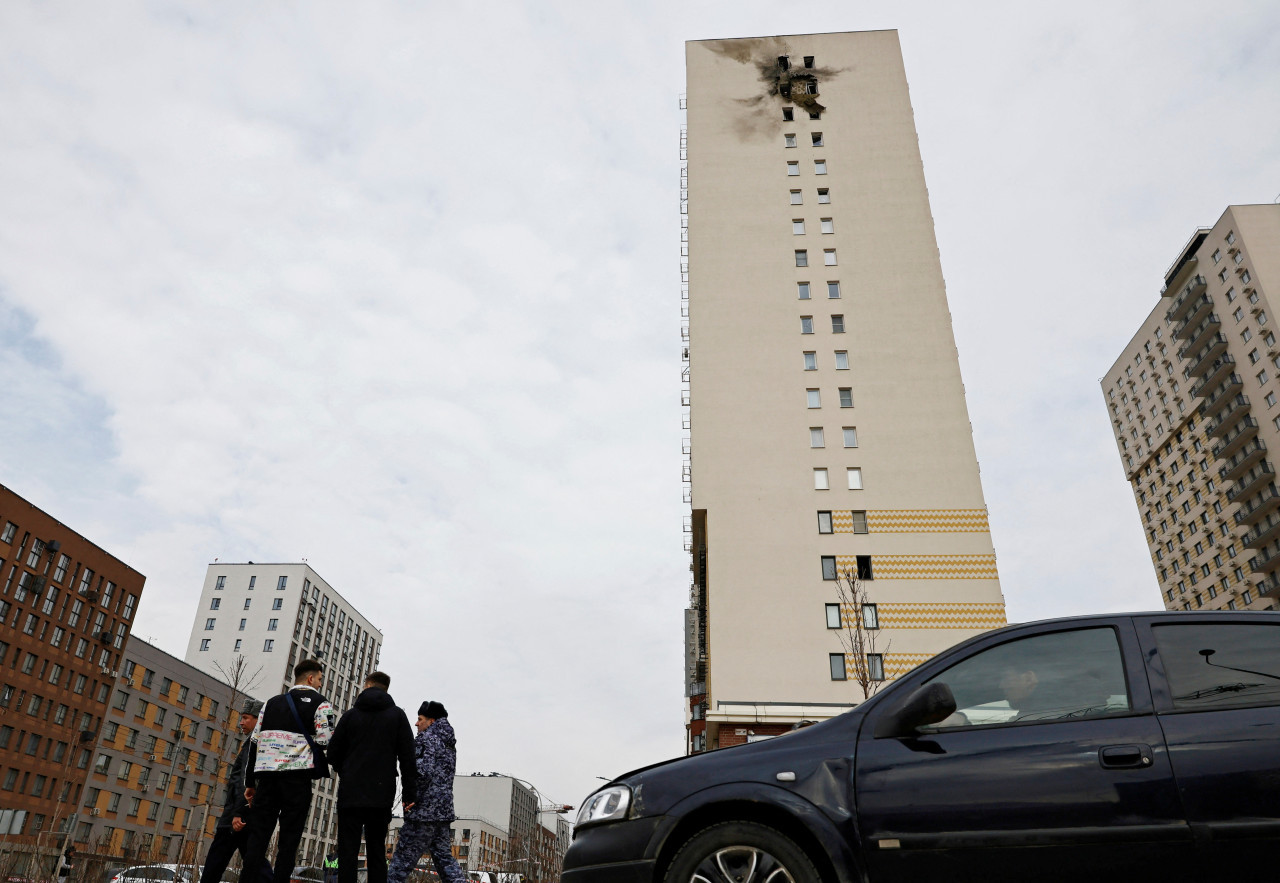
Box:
[388,701,464,883]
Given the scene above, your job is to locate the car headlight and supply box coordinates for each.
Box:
[576,784,632,828]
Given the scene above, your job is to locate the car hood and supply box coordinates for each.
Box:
[603,710,866,818]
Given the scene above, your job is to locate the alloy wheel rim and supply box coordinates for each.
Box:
[691,846,795,883]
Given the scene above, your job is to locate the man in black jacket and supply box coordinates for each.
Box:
[200,699,273,883]
[243,659,336,883]
[326,672,417,883]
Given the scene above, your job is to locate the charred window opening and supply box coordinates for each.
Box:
[778,55,790,70]
[857,555,874,580]
[782,107,794,121]
[804,56,815,69]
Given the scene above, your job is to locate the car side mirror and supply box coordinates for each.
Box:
[872,682,957,739]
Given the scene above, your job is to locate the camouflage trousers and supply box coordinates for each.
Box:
[388,821,466,883]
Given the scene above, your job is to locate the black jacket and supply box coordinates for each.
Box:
[247,686,335,784]
[326,688,417,809]
[217,735,253,829]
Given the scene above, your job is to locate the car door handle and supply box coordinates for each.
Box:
[1099,744,1152,769]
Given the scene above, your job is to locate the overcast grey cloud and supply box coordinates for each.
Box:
[2,0,1278,809]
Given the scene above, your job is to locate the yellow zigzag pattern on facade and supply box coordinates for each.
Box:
[857,509,990,533]
[883,653,933,677]
[835,554,1000,580]
[874,602,1007,629]
[839,653,935,680]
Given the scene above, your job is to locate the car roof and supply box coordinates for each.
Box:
[997,609,1280,630]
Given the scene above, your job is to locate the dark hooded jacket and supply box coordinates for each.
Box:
[325,688,417,809]
[405,718,456,823]
[216,734,253,829]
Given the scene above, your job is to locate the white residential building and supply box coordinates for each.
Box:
[183,562,382,864]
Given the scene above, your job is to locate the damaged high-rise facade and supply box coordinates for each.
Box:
[681,30,1006,752]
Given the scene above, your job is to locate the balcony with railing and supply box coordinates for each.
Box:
[1174,301,1218,341]
[1205,395,1252,438]
[1242,508,1280,549]
[1219,437,1268,482]
[1190,355,1237,397]
[1227,461,1276,504]
[1249,540,1280,576]
[1234,484,1280,527]
[1178,313,1223,357]
[1164,274,1210,323]
[1212,416,1261,460]
[1258,572,1280,600]
[1197,374,1245,419]
[1184,333,1230,379]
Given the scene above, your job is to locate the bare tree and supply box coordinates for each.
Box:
[833,565,891,700]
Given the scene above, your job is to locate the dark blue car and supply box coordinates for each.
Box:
[565,611,1280,883]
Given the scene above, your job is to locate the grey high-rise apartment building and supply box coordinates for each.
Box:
[1104,204,1280,612]
[183,562,383,864]
[682,31,1006,753]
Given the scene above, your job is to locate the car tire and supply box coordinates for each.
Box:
[664,821,820,883]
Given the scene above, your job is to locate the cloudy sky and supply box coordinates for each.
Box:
[2,1,1279,809]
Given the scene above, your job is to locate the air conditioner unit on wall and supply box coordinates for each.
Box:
[91,809,101,816]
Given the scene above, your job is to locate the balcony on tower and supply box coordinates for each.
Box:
[1174,301,1218,341]
[1190,355,1237,397]
[1204,396,1252,438]
[1164,274,1210,324]
[1248,538,1280,576]
[1241,507,1280,549]
[1257,571,1280,601]
[1197,374,1245,420]
[1219,437,1268,482]
[1178,312,1222,355]
[1233,484,1280,527]
[1226,461,1277,504]
[1212,416,1261,460]
[1183,333,1230,379]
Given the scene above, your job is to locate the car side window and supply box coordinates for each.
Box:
[1153,623,1280,711]
[924,627,1131,729]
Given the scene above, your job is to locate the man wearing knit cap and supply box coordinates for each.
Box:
[200,699,273,883]
[387,701,464,883]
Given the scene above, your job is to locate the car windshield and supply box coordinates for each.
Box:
[130,870,174,881]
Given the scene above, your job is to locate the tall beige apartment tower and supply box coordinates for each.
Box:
[682,31,1006,753]
[1104,204,1280,614]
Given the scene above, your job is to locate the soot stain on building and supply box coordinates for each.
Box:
[704,37,848,141]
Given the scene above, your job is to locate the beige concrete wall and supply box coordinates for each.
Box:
[685,31,1005,716]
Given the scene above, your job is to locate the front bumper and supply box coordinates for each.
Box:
[562,816,664,883]
[561,859,654,883]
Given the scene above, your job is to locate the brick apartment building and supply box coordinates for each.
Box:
[80,636,242,867]
[0,483,146,872]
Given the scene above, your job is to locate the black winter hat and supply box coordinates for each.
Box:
[418,700,448,719]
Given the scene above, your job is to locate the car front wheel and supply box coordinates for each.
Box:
[665,821,820,883]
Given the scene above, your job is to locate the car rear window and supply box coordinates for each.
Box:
[1153,622,1280,710]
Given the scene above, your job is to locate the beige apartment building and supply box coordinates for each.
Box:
[682,30,1006,753]
[1104,204,1280,613]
